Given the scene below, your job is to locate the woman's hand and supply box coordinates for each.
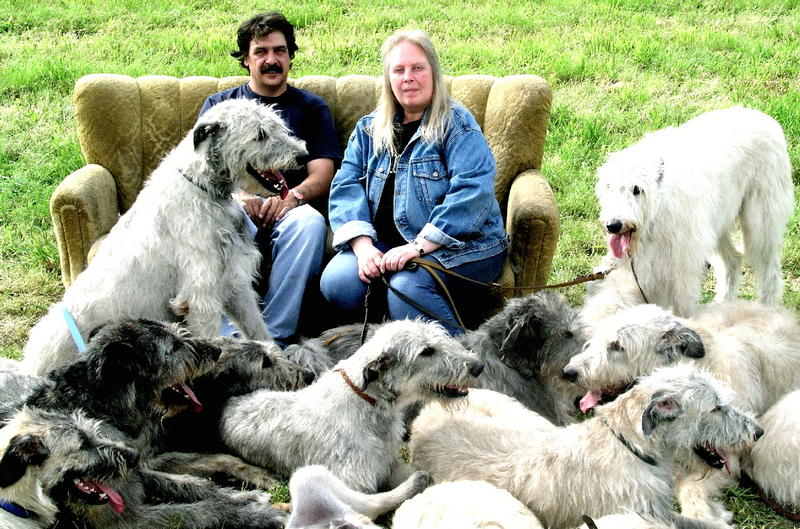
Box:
[350,236,384,284]
[379,244,419,274]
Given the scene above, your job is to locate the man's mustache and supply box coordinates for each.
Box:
[260,64,283,74]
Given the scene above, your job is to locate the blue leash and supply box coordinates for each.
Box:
[59,303,87,353]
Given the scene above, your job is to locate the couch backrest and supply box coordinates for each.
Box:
[73,73,551,214]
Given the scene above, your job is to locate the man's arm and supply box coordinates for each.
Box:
[290,158,334,204]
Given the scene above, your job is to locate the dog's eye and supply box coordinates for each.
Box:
[563,329,574,339]
[419,346,435,357]
[632,185,641,196]
[257,129,268,142]
[609,340,624,353]
[711,405,721,413]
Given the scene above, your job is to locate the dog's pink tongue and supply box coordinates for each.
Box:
[608,233,631,259]
[95,482,125,514]
[258,169,289,199]
[180,382,203,413]
[580,390,603,413]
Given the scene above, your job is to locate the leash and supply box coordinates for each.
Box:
[739,470,800,523]
[628,256,650,304]
[59,303,87,353]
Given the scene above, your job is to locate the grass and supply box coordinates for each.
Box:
[1,0,798,526]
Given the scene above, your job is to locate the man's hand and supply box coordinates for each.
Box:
[232,190,300,230]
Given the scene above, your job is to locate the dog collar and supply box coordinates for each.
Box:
[335,369,376,406]
[601,418,657,466]
[0,499,33,519]
[179,169,227,199]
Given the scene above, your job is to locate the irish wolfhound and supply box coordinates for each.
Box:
[23,98,308,376]
[743,390,800,511]
[410,365,763,529]
[392,480,544,529]
[288,291,586,425]
[221,319,484,493]
[596,106,793,317]
[0,406,138,529]
[0,406,287,529]
[563,300,800,521]
[153,337,314,489]
[286,465,430,529]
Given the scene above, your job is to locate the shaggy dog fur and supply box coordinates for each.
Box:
[392,480,544,529]
[0,406,286,529]
[288,291,586,425]
[286,465,430,529]
[743,390,800,510]
[596,106,793,317]
[410,366,763,529]
[23,98,308,375]
[221,320,484,493]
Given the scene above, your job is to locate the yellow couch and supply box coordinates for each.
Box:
[52,73,559,323]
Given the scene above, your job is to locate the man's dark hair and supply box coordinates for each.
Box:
[231,11,298,69]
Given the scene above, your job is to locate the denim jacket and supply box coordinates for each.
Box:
[328,101,509,268]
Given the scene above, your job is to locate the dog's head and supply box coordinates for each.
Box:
[481,290,586,380]
[342,320,484,408]
[0,407,138,524]
[80,319,221,415]
[595,133,671,259]
[192,99,308,196]
[631,365,763,473]
[562,304,704,413]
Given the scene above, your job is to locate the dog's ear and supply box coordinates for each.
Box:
[0,434,50,487]
[361,351,395,389]
[657,324,704,360]
[193,122,222,149]
[95,340,139,384]
[642,393,682,436]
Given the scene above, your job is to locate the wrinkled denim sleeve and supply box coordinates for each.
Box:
[328,119,377,250]
[425,109,497,247]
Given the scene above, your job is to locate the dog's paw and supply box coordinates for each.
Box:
[409,470,431,494]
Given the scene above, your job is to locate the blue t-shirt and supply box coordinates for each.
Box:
[199,83,342,189]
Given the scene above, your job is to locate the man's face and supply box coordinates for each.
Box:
[244,31,291,97]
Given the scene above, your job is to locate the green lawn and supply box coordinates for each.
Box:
[1,1,798,526]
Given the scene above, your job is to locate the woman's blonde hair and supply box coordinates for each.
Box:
[372,29,451,155]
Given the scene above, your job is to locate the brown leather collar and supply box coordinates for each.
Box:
[335,369,376,406]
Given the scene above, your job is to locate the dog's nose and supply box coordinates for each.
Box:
[754,425,765,441]
[562,366,579,383]
[303,370,316,385]
[606,219,623,234]
[468,361,484,378]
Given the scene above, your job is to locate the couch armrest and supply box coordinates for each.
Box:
[50,164,119,287]
[505,168,560,290]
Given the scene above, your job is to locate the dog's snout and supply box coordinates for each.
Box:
[468,361,485,378]
[303,370,316,385]
[606,219,623,234]
[562,366,579,383]
[754,425,765,441]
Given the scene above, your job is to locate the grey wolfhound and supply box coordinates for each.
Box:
[0,406,287,529]
[23,97,308,375]
[286,465,430,529]
[410,365,763,529]
[288,291,586,425]
[221,319,484,493]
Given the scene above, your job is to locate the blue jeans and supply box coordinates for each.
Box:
[222,204,326,347]
[320,242,507,335]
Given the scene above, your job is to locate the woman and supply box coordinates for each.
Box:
[320,29,508,334]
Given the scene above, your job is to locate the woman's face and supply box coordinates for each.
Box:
[387,40,434,121]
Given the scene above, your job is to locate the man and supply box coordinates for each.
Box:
[198,11,341,347]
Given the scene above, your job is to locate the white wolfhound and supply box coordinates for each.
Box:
[23,99,307,375]
[596,106,793,317]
